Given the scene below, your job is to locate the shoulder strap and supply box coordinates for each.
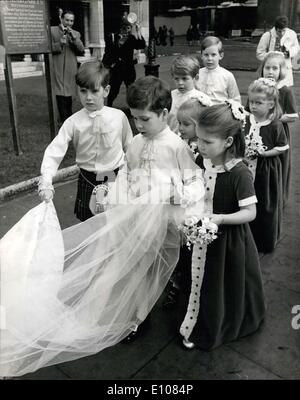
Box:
[267,31,272,52]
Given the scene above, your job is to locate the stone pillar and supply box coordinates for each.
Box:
[82,1,90,48]
[89,0,105,61]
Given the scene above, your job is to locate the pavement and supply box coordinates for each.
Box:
[0,41,300,381]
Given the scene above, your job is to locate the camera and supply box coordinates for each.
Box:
[280,45,290,58]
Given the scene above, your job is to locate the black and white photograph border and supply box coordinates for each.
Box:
[0,0,300,382]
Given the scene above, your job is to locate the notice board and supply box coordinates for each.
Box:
[0,0,50,54]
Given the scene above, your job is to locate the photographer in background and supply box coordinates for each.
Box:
[256,15,300,87]
[103,19,146,107]
[51,10,85,122]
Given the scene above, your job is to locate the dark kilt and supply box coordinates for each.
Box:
[74,168,119,222]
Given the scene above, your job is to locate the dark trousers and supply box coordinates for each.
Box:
[107,64,136,107]
[56,95,73,123]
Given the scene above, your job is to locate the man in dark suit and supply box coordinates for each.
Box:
[103,20,146,107]
[51,10,85,122]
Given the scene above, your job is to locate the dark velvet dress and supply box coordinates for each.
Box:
[278,86,298,207]
[245,115,288,253]
[178,158,265,351]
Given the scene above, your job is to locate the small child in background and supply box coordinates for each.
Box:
[39,61,133,221]
[258,51,298,207]
[163,97,209,309]
[168,54,211,133]
[177,98,208,159]
[177,102,265,351]
[245,78,289,253]
[195,36,241,105]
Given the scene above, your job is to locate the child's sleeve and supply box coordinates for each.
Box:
[40,119,73,186]
[273,121,289,152]
[121,113,133,152]
[282,88,298,117]
[106,159,130,207]
[235,165,257,208]
[227,72,241,103]
[176,144,205,219]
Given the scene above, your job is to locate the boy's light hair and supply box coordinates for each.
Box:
[127,76,172,114]
[75,61,110,90]
[248,78,282,120]
[171,54,200,78]
[201,36,223,54]
[258,51,287,82]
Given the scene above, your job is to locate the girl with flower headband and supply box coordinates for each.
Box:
[245,77,289,253]
[177,102,265,351]
[258,51,299,207]
[177,97,209,159]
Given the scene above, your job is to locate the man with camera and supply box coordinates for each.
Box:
[256,15,300,87]
[51,10,85,122]
[103,18,146,107]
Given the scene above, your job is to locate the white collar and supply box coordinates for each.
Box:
[176,88,195,97]
[204,65,221,74]
[142,126,170,141]
[276,80,285,90]
[249,114,272,127]
[84,106,106,117]
[203,158,242,173]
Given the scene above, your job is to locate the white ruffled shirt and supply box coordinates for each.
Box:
[108,126,205,218]
[195,66,241,105]
[41,106,133,184]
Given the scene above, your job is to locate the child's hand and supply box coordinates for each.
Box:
[209,214,224,226]
[39,189,54,203]
[257,148,266,157]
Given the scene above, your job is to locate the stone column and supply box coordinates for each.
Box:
[82,1,91,49]
[89,0,105,61]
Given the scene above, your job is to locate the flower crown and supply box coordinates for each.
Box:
[190,95,212,107]
[225,100,247,128]
[256,77,276,87]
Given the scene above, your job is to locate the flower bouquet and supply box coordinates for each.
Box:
[178,216,219,250]
[245,133,268,160]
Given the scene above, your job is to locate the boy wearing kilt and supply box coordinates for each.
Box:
[39,61,133,221]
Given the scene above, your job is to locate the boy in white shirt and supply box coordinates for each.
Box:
[168,54,211,133]
[116,76,205,342]
[38,61,133,221]
[195,36,241,105]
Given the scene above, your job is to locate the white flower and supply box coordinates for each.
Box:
[185,216,199,226]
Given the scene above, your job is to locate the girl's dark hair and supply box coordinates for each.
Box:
[75,61,110,90]
[127,76,172,114]
[197,103,245,159]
